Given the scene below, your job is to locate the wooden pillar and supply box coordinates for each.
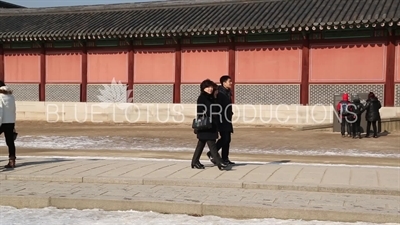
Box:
[0,44,4,81]
[300,33,310,105]
[173,39,182,103]
[80,43,88,102]
[384,30,396,107]
[228,38,236,103]
[128,41,134,102]
[39,47,46,101]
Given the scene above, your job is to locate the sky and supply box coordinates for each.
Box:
[6,0,159,8]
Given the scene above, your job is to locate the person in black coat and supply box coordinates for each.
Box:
[349,97,366,139]
[364,92,381,138]
[191,79,228,170]
[206,75,235,165]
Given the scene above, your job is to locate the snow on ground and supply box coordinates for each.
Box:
[1,135,398,158]
[0,206,397,225]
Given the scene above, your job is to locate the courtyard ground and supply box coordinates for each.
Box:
[0,157,398,223]
[0,121,399,223]
[1,121,398,166]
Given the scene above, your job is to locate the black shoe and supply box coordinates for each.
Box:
[206,152,217,165]
[217,162,228,170]
[191,162,205,169]
[223,159,235,165]
[373,135,378,138]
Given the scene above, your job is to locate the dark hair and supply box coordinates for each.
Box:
[368,92,375,99]
[200,79,214,92]
[213,82,218,90]
[0,81,5,87]
[220,75,231,85]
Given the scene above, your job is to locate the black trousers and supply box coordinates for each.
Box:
[352,117,361,137]
[366,121,378,136]
[0,123,16,158]
[340,118,352,135]
[216,131,231,160]
[192,139,223,165]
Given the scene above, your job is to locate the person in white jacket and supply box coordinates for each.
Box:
[0,81,16,168]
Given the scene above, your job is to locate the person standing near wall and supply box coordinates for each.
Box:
[350,96,366,139]
[336,93,352,137]
[207,75,235,165]
[364,92,381,138]
[0,81,17,168]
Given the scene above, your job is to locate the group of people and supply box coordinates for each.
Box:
[0,81,17,169]
[191,75,235,171]
[336,92,382,139]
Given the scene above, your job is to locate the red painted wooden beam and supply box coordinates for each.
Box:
[128,41,134,102]
[80,43,88,102]
[0,44,4,81]
[300,33,310,105]
[228,39,236,103]
[39,47,46,101]
[173,40,182,103]
[384,30,395,107]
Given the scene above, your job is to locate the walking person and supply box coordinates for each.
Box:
[364,92,381,138]
[207,75,235,165]
[336,93,352,137]
[0,81,17,168]
[350,96,366,139]
[191,79,227,170]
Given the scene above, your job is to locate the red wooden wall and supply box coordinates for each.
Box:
[0,32,398,106]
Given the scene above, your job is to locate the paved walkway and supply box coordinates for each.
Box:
[0,157,399,223]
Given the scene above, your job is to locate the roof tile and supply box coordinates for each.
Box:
[0,0,399,41]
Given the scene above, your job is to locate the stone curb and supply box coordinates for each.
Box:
[0,195,399,224]
[2,174,399,196]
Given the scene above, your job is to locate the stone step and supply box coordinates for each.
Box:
[0,180,399,224]
[1,158,399,196]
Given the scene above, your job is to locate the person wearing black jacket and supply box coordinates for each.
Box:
[191,79,228,170]
[364,92,381,138]
[350,97,366,139]
[206,75,235,165]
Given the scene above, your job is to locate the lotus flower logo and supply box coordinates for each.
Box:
[96,78,133,109]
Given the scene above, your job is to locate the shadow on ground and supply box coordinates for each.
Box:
[210,160,292,171]
[0,158,74,172]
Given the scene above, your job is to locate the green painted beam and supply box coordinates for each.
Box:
[323,29,374,39]
[142,38,165,45]
[191,36,218,44]
[53,41,74,48]
[10,42,31,49]
[246,33,291,42]
[95,39,120,47]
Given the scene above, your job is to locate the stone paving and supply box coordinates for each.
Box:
[0,180,399,223]
[0,157,398,194]
[0,157,399,223]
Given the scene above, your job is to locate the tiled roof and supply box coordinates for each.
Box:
[0,0,25,8]
[0,0,399,42]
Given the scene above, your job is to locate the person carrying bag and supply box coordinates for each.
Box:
[190,79,227,170]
